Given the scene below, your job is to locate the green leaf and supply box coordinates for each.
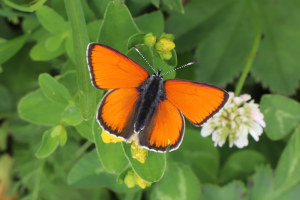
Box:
[162,0,184,13]
[62,105,82,126]
[59,126,67,146]
[122,143,166,182]
[202,181,246,200]
[134,11,164,37]
[30,39,65,61]
[99,1,140,53]
[38,73,72,105]
[35,128,60,159]
[65,0,97,120]
[149,162,201,200]
[247,166,274,200]
[18,90,66,126]
[194,0,258,86]
[275,126,300,191]
[251,0,300,95]
[260,95,300,140]
[68,149,139,193]
[45,34,65,51]
[0,84,13,118]
[75,119,94,142]
[169,128,219,183]
[87,19,102,42]
[0,34,28,64]
[165,0,233,52]
[36,5,68,34]
[3,0,46,12]
[93,118,129,174]
[219,150,265,183]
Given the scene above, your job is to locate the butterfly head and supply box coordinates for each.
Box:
[153,69,163,79]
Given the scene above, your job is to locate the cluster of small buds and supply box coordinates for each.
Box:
[123,169,149,189]
[101,130,148,163]
[201,92,266,148]
[144,32,175,60]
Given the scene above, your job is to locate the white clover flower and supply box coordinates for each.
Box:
[201,92,266,148]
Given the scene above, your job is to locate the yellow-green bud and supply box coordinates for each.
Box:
[144,33,156,47]
[131,141,148,164]
[101,130,123,143]
[124,170,136,188]
[155,38,175,52]
[160,33,175,41]
[159,51,172,60]
[136,176,148,189]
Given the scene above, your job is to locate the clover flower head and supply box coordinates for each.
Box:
[201,92,266,148]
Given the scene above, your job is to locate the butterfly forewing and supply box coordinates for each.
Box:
[164,79,229,126]
[87,43,149,89]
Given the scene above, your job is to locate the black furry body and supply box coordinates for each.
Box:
[134,75,165,133]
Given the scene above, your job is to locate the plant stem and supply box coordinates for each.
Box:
[234,2,262,96]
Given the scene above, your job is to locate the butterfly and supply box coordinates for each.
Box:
[86,43,229,152]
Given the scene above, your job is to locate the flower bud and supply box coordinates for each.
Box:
[144,33,156,47]
[101,130,123,143]
[131,140,148,164]
[124,170,136,188]
[155,38,175,52]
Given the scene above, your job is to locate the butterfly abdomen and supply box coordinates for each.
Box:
[134,75,165,133]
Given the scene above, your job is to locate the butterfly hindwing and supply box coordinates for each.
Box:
[138,100,185,152]
[87,43,149,90]
[97,88,139,140]
[164,79,229,126]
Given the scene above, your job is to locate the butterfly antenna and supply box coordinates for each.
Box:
[132,45,156,73]
[161,61,197,76]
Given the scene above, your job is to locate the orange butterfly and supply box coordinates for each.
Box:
[86,43,229,152]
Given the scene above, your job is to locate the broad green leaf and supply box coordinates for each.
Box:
[87,19,102,42]
[3,0,46,12]
[251,0,300,95]
[36,5,68,34]
[162,0,184,13]
[68,149,139,193]
[65,0,97,120]
[122,143,166,182]
[22,15,40,33]
[169,128,219,183]
[260,95,300,140]
[30,39,65,61]
[275,127,300,191]
[135,11,164,37]
[0,34,28,64]
[219,150,265,183]
[149,162,201,200]
[99,1,140,53]
[202,181,246,200]
[89,0,110,18]
[45,34,65,51]
[38,73,72,105]
[59,126,67,146]
[93,118,129,174]
[247,166,275,200]
[35,128,59,158]
[0,84,13,118]
[57,70,78,97]
[18,90,65,126]
[166,0,233,52]
[151,0,159,7]
[62,105,82,126]
[195,0,258,86]
[75,119,94,142]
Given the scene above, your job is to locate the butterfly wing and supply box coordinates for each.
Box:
[164,79,229,126]
[87,43,149,89]
[97,88,139,140]
[137,100,185,152]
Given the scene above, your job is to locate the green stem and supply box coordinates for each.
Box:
[235,1,262,96]
[234,30,261,96]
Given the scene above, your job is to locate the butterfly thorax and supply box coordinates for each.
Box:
[134,75,165,133]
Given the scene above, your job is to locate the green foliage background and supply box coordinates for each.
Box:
[0,0,300,199]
